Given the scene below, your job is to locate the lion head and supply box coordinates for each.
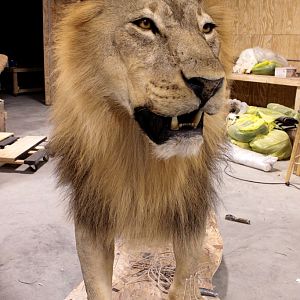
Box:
[54,0,230,160]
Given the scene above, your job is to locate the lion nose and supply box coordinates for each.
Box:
[185,76,224,108]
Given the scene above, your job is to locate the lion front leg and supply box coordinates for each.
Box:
[75,225,114,300]
[168,234,206,300]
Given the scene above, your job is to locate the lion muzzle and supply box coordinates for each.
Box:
[134,76,224,145]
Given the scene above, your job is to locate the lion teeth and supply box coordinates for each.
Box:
[171,117,179,130]
[193,110,203,128]
[179,123,195,128]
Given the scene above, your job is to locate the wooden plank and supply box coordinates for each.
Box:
[0,132,13,142]
[43,0,54,106]
[230,81,296,109]
[228,74,300,87]
[0,112,7,132]
[295,87,300,112]
[251,34,273,50]
[0,136,46,163]
[18,88,44,94]
[43,0,79,105]
[10,67,43,73]
[286,125,300,183]
[232,34,253,58]
[238,0,275,35]
[296,145,300,176]
[274,0,300,35]
[0,136,18,149]
[271,35,300,62]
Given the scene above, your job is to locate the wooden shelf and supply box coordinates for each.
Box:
[228,74,300,87]
[228,73,300,111]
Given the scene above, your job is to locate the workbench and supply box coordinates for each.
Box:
[6,67,44,96]
[228,74,300,112]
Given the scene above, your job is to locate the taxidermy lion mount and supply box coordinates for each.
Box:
[51,0,231,299]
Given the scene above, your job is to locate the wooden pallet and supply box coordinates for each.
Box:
[0,132,13,142]
[0,133,48,171]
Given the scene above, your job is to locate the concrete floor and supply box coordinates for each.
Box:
[0,93,299,300]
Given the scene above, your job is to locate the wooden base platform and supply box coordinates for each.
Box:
[0,133,48,171]
[66,214,222,300]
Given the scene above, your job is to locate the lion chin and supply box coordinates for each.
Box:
[151,135,204,160]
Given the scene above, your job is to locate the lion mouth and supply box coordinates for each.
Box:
[134,107,204,145]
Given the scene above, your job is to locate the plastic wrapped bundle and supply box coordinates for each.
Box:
[267,103,300,121]
[229,145,278,172]
[250,129,292,160]
[227,114,269,143]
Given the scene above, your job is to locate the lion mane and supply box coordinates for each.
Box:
[50,0,231,248]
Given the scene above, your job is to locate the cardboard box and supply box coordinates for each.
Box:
[275,67,297,78]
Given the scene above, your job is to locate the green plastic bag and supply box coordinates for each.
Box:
[267,103,300,121]
[230,139,251,150]
[247,106,284,124]
[250,129,292,160]
[251,60,279,75]
[227,114,269,143]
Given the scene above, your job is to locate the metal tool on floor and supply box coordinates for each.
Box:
[225,214,251,225]
[200,288,219,298]
[0,132,48,171]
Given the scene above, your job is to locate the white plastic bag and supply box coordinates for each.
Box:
[228,144,278,172]
[233,47,288,74]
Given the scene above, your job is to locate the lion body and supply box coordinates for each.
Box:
[51,0,230,247]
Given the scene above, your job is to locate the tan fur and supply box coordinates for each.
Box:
[50,0,231,298]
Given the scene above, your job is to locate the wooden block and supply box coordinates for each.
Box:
[24,149,47,165]
[0,136,46,163]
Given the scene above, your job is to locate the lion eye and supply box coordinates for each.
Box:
[133,18,159,34]
[202,23,216,34]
